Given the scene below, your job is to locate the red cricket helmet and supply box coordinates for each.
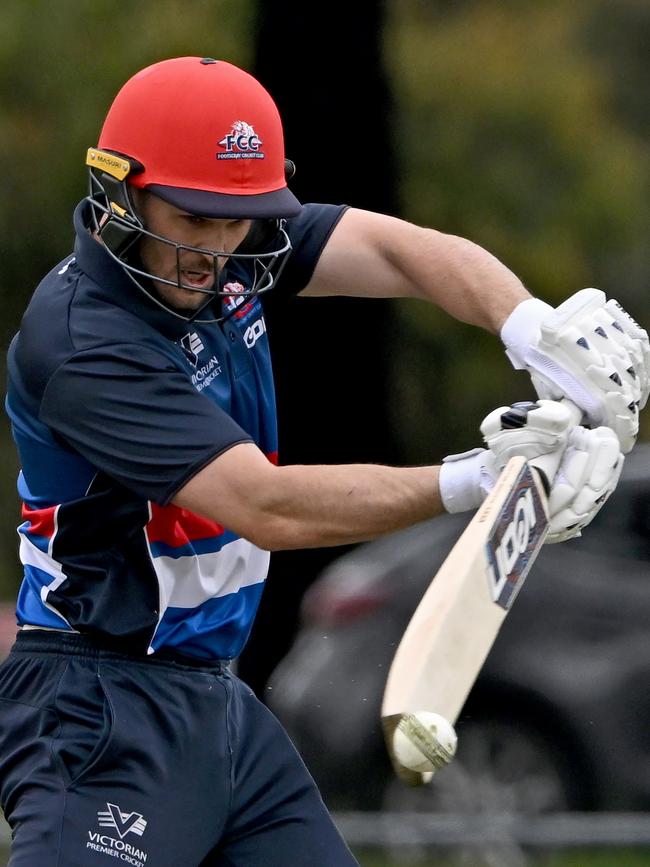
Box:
[98,56,300,219]
[85,58,298,322]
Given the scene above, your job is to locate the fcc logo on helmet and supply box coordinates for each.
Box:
[217,121,265,160]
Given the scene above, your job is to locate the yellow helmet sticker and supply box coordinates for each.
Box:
[86,148,131,181]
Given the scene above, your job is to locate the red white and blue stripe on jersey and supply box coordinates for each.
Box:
[17,499,70,630]
[15,473,276,658]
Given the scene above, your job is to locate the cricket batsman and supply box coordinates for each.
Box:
[0,57,647,866]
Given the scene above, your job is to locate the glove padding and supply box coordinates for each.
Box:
[501,289,650,453]
[544,425,624,543]
[439,400,578,513]
[480,398,580,473]
[439,398,624,545]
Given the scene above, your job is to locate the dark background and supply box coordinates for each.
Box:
[240,0,400,689]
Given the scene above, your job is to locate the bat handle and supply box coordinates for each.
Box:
[528,398,583,492]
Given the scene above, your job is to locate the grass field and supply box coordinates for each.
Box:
[355,853,650,866]
[2,845,650,865]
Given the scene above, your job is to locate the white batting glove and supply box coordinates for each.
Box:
[439,400,577,513]
[438,447,498,514]
[501,289,650,453]
[439,399,624,544]
[544,425,624,543]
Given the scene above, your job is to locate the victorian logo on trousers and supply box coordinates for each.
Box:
[86,802,149,865]
[98,803,147,838]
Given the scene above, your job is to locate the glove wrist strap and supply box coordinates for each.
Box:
[439,450,484,514]
[501,297,554,368]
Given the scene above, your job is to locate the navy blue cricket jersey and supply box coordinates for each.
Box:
[6,201,346,660]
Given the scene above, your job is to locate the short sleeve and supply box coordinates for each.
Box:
[273,203,349,299]
[39,343,252,505]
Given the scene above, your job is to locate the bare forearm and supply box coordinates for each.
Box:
[258,462,443,550]
[306,209,531,333]
[386,225,531,333]
[174,445,444,551]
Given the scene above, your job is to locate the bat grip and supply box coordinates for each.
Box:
[528,399,583,492]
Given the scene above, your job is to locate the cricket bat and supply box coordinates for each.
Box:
[381,453,554,786]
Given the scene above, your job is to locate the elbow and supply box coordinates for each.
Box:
[174,451,313,551]
[229,466,313,551]
[239,513,306,552]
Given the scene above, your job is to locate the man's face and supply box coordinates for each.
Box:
[135,191,252,312]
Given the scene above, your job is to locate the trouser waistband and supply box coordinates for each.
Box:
[10,630,230,673]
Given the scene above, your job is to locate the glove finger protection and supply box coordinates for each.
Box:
[501,288,650,453]
[480,399,580,473]
[439,399,578,514]
[545,425,624,544]
[604,298,650,409]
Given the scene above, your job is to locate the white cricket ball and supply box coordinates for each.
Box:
[392,711,457,774]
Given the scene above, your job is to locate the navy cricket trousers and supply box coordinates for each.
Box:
[0,632,358,866]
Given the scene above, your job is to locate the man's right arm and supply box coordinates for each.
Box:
[173,400,622,551]
[172,443,445,551]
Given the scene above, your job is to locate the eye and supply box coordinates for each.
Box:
[184,215,206,225]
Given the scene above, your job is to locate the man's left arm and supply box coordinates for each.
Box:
[301,208,529,332]
[302,207,650,452]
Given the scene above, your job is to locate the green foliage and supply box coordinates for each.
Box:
[385,0,650,459]
[1,842,649,866]
[353,849,650,867]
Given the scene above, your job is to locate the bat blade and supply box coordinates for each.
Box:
[381,456,549,784]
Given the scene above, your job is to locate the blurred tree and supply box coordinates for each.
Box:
[583,0,650,139]
[385,0,650,461]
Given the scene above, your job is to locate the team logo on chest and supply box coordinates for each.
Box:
[180,331,222,391]
[223,281,255,319]
[191,355,223,392]
[180,331,205,367]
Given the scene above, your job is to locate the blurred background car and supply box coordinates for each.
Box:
[267,444,650,816]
